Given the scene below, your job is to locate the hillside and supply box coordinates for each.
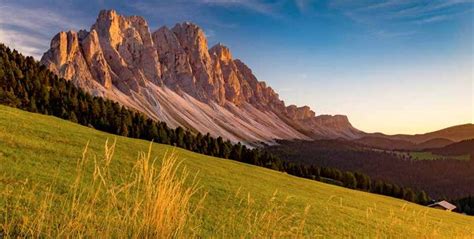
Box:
[353,136,416,150]
[353,136,454,151]
[1,105,473,237]
[416,138,455,150]
[266,139,474,198]
[431,139,474,157]
[405,124,474,143]
[368,124,474,144]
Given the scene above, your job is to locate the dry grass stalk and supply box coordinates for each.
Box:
[1,139,202,238]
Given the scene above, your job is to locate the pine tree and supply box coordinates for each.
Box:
[373,180,384,194]
[343,172,357,189]
[70,111,78,123]
[416,190,429,205]
[383,183,393,196]
[149,123,159,140]
[392,184,401,198]
[175,126,185,148]
[119,122,129,137]
[230,143,243,161]
[28,97,37,112]
[403,188,416,202]
[158,126,168,144]
[221,140,232,159]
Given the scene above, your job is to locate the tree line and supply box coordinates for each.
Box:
[452,196,474,216]
[0,43,431,205]
[267,139,474,200]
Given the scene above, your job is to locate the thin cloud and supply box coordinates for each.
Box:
[0,28,47,58]
[413,15,450,24]
[129,1,203,23]
[393,1,468,19]
[327,0,473,38]
[204,28,216,39]
[0,3,88,59]
[361,0,410,11]
[1,0,471,59]
[199,0,286,18]
[128,1,239,30]
[371,29,417,39]
[294,0,316,14]
[294,0,307,12]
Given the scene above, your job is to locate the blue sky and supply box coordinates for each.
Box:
[0,0,472,134]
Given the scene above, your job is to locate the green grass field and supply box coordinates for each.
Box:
[1,105,473,237]
[407,151,470,161]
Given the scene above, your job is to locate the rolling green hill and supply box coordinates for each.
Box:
[431,139,474,157]
[1,105,473,237]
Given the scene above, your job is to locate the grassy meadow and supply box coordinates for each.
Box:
[407,151,470,161]
[1,105,473,238]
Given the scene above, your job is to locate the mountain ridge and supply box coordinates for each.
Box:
[40,9,362,144]
[431,139,474,157]
[353,124,473,150]
[365,124,474,143]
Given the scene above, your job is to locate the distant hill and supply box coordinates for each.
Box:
[431,139,474,157]
[354,136,454,151]
[357,124,473,150]
[353,136,416,150]
[416,138,455,150]
[266,139,474,198]
[374,124,474,144]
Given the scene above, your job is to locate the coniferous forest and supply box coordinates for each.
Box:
[453,196,474,216]
[0,43,437,205]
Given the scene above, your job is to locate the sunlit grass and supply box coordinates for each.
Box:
[1,105,473,237]
[1,140,202,238]
[408,151,469,161]
[1,140,312,238]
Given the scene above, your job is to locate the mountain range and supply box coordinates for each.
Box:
[40,9,362,144]
[40,9,473,146]
[356,124,474,150]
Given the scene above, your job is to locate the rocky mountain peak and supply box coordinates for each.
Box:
[48,31,78,68]
[41,9,363,144]
[89,9,161,93]
[92,9,122,47]
[170,22,227,104]
[152,26,196,94]
[286,105,316,120]
[172,22,209,57]
[210,43,233,63]
[98,9,118,19]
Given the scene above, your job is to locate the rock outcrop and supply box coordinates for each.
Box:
[41,9,363,144]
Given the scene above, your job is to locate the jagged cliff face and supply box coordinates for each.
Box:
[41,9,362,144]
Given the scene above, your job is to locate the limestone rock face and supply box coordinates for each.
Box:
[41,31,102,92]
[79,29,113,89]
[90,9,162,93]
[286,105,315,121]
[233,60,286,112]
[209,44,242,105]
[171,22,225,104]
[153,26,195,93]
[41,9,363,144]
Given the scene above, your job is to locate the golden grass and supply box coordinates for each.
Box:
[3,105,473,237]
[1,139,202,238]
[1,140,310,238]
[1,135,473,238]
[215,189,310,238]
